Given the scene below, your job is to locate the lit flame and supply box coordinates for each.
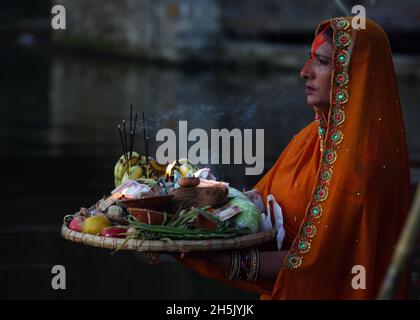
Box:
[165,160,177,181]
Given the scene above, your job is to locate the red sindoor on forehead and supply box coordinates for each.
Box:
[311,26,330,60]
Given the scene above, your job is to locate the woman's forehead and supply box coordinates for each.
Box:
[314,41,333,57]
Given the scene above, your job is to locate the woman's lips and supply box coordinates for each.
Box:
[305,85,316,95]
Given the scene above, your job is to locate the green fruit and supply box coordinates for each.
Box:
[177,158,198,176]
[228,188,260,234]
[178,164,191,177]
[114,151,140,187]
[138,155,148,166]
[121,165,144,184]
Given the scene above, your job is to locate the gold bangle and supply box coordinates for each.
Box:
[227,250,240,280]
[253,249,260,281]
[246,249,259,282]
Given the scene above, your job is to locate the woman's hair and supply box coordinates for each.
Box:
[317,25,334,43]
[325,26,333,42]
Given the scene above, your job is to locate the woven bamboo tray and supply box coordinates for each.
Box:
[61,224,276,252]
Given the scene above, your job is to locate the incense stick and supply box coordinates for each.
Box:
[131,113,138,159]
[146,136,149,164]
[142,111,149,178]
[123,120,128,162]
[117,125,126,162]
[129,104,133,159]
[129,130,133,160]
[142,112,148,163]
[129,105,133,133]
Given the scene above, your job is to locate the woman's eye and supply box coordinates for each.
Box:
[318,58,329,65]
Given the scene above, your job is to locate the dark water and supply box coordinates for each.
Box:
[1,48,419,299]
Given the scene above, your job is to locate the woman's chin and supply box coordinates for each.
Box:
[306,97,317,106]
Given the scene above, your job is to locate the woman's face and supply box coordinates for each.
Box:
[300,40,333,110]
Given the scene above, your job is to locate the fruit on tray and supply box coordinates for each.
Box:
[114,152,140,187]
[114,152,200,187]
[82,215,112,235]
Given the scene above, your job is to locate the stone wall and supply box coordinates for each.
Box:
[53,0,220,62]
[52,0,420,65]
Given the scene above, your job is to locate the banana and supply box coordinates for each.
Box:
[114,152,201,186]
[150,158,167,173]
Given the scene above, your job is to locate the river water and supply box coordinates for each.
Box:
[1,48,419,299]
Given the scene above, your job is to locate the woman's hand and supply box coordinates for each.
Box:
[174,249,289,283]
[174,251,231,271]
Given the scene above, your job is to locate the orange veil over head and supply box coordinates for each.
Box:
[180,17,410,299]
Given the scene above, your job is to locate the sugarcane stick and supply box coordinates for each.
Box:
[377,182,420,299]
[129,104,133,159]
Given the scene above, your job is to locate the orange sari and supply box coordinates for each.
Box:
[179,17,411,299]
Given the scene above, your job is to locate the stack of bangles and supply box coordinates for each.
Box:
[225,249,260,282]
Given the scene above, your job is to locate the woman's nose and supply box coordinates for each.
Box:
[300,60,313,80]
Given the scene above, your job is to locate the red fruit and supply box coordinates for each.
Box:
[100,227,128,238]
[69,217,84,232]
[194,214,217,231]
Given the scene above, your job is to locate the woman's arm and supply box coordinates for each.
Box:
[258,251,288,281]
[179,249,288,283]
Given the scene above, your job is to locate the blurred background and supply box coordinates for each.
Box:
[1,0,420,299]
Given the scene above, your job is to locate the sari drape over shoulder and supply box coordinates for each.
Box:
[179,17,411,299]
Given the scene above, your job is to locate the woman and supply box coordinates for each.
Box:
[177,17,411,299]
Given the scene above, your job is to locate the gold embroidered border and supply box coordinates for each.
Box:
[284,17,351,269]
